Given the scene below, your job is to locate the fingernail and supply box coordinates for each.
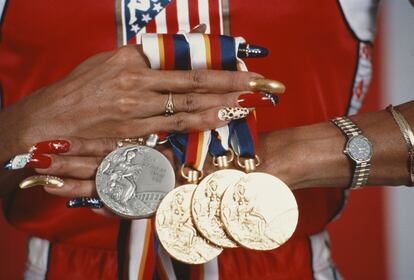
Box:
[193,23,207,30]
[249,78,286,94]
[25,153,52,169]
[19,175,64,189]
[30,140,70,154]
[237,92,279,108]
[4,153,32,170]
[218,107,250,121]
[66,198,104,209]
[238,44,269,58]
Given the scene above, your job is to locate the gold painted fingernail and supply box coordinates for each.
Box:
[19,175,64,189]
[218,107,250,121]
[249,78,286,94]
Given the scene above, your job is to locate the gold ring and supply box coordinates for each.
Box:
[19,175,64,189]
[165,92,174,116]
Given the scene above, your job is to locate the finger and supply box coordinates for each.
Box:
[35,155,102,179]
[44,179,96,198]
[79,105,249,138]
[92,208,119,217]
[130,106,251,135]
[138,91,241,117]
[30,137,118,157]
[62,137,118,157]
[148,69,263,93]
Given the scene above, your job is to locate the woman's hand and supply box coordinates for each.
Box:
[0,45,261,161]
[29,137,166,217]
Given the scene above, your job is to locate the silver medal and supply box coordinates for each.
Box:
[96,145,175,219]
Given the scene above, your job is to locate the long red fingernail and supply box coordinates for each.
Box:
[237,92,278,108]
[31,140,70,154]
[25,154,52,169]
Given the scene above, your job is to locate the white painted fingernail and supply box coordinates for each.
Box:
[4,153,32,170]
[218,107,250,121]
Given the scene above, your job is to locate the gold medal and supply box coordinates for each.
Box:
[155,184,223,264]
[220,172,298,250]
[191,169,244,248]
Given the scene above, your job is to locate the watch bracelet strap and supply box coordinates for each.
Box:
[332,116,370,189]
[352,161,371,189]
[332,116,362,138]
[387,105,414,186]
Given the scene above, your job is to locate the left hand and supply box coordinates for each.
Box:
[31,137,176,216]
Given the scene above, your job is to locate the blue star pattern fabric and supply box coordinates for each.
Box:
[124,0,171,42]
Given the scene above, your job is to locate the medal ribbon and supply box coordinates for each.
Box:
[124,33,257,280]
[209,126,230,157]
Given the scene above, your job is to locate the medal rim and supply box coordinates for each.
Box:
[96,145,175,219]
[155,184,223,265]
[220,172,298,251]
[190,169,244,248]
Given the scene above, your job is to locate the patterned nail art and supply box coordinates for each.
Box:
[66,198,104,209]
[4,153,32,170]
[30,140,70,154]
[218,107,250,121]
[4,153,52,170]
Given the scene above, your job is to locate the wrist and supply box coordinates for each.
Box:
[261,122,352,190]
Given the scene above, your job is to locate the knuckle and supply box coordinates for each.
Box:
[116,69,135,90]
[113,46,137,64]
[188,70,206,90]
[228,72,240,90]
[172,114,189,132]
[181,94,198,112]
[50,156,65,173]
[224,93,239,107]
[101,138,117,154]
[115,96,136,116]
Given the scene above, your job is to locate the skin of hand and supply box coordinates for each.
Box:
[255,100,414,190]
[0,44,263,196]
[0,45,261,163]
[16,100,414,217]
[32,137,176,217]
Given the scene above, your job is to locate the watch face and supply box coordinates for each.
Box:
[346,135,373,162]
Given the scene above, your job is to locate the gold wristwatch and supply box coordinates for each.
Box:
[332,117,373,189]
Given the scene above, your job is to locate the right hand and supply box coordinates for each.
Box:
[2,45,261,155]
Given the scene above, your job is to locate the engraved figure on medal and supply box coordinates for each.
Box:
[221,172,298,250]
[191,169,244,248]
[96,145,175,219]
[156,185,222,264]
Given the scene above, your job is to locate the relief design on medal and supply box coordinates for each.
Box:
[156,185,222,264]
[96,146,175,218]
[191,170,244,248]
[221,173,298,250]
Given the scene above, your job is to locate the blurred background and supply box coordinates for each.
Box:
[1,1,414,279]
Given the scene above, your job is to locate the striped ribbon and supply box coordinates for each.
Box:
[136,33,257,280]
[122,32,258,280]
[209,126,231,158]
